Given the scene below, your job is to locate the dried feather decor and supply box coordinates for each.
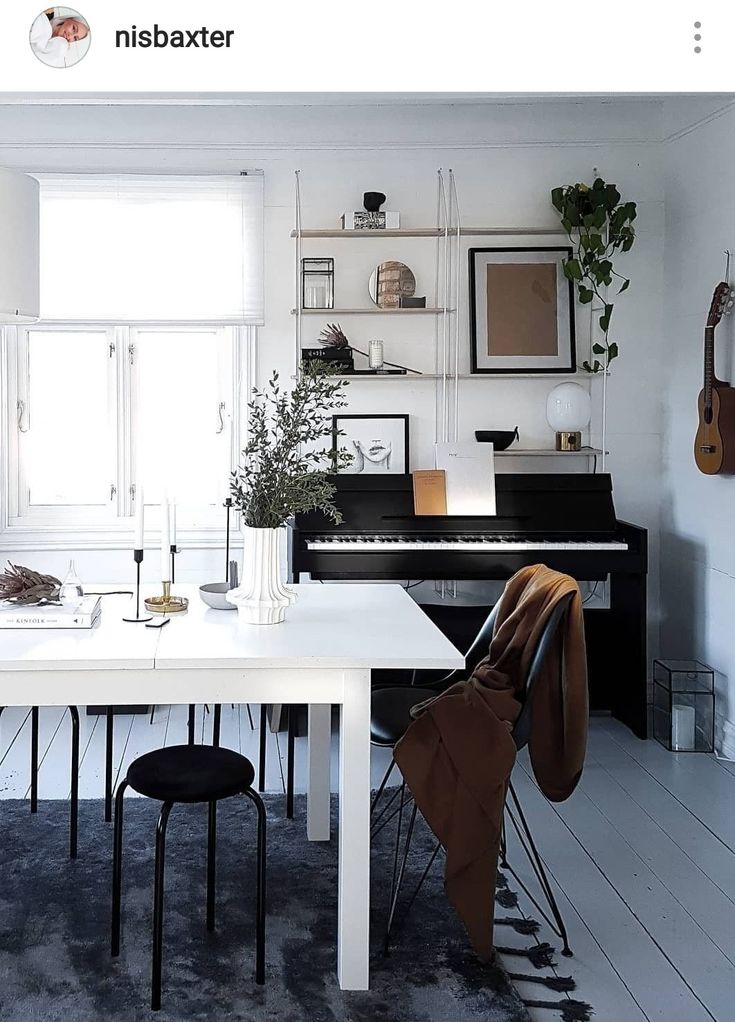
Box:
[318,323,350,349]
[0,563,61,605]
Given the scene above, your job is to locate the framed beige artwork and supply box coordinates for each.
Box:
[469,247,576,374]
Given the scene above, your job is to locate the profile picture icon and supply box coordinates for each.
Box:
[30,7,91,68]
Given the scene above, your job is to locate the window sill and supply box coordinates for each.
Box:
[0,526,239,553]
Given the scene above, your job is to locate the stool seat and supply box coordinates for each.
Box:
[370,687,437,746]
[126,745,255,804]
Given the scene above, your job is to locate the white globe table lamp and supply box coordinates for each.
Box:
[546,381,591,451]
[0,169,40,323]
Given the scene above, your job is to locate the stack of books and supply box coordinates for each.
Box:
[341,211,400,230]
[0,595,102,629]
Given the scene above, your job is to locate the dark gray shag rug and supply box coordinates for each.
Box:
[0,795,531,1022]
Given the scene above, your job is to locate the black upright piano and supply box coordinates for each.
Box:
[292,473,648,738]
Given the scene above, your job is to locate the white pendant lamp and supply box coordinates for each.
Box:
[0,169,40,323]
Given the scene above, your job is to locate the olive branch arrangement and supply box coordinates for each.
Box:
[551,177,637,373]
[230,365,351,530]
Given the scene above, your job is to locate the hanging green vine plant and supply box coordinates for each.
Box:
[551,177,637,373]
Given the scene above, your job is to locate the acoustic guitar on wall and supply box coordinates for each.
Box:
[694,281,735,475]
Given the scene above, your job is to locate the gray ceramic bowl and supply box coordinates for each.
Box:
[198,582,236,610]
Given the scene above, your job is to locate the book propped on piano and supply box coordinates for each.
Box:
[0,595,102,629]
[435,443,497,515]
[413,470,447,515]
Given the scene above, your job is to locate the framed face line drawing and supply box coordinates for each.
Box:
[331,414,410,475]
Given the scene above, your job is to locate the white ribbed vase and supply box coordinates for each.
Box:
[226,527,290,625]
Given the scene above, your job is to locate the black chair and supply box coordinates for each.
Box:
[370,598,502,814]
[370,593,574,957]
[111,744,266,1011]
[0,705,79,859]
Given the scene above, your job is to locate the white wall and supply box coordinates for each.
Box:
[661,99,735,753]
[0,99,664,650]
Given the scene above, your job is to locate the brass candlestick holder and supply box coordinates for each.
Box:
[144,581,189,615]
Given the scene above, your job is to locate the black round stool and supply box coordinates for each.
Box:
[111,744,266,1011]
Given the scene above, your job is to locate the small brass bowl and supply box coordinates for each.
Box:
[144,594,189,615]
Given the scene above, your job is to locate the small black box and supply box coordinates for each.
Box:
[301,346,354,373]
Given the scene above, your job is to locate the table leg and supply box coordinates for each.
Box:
[337,670,371,990]
[307,704,331,841]
[105,707,114,823]
[286,706,295,819]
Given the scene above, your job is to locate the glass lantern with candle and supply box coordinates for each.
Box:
[653,659,715,752]
[301,258,334,310]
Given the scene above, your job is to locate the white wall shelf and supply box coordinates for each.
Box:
[292,226,564,239]
[339,372,591,380]
[292,228,444,239]
[459,226,565,237]
[493,448,604,457]
[291,307,448,316]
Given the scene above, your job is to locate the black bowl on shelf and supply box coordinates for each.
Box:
[474,427,519,451]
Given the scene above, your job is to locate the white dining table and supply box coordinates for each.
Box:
[0,582,462,990]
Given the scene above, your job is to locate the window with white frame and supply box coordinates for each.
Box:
[0,173,263,549]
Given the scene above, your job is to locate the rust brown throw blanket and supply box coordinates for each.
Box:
[394,564,588,959]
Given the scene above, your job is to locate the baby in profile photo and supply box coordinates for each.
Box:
[30,7,90,68]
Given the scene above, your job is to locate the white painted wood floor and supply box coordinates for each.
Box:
[1,708,734,1022]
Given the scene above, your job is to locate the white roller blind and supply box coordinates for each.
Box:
[39,174,264,323]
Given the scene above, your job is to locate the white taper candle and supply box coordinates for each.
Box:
[160,492,170,581]
[133,484,144,550]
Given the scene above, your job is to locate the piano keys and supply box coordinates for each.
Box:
[305,537,630,552]
[292,473,648,738]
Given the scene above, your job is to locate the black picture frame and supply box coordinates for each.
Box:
[468,246,576,375]
[331,414,410,475]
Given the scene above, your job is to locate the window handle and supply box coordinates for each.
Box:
[110,484,117,501]
[216,401,226,434]
[17,400,29,433]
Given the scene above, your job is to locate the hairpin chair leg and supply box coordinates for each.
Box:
[187,705,196,746]
[371,785,415,840]
[152,801,174,1011]
[243,788,267,985]
[246,705,255,731]
[68,706,80,859]
[105,707,114,823]
[206,801,217,931]
[258,706,267,792]
[385,799,418,955]
[371,757,397,817]
[286,706,295,820]
[111,780,128,957]
[30,707,39,814]
[506,780,572,957]
[387,780,406,916]
[499,816,509,870]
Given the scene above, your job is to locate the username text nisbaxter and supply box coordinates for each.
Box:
[116,25,235,48]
